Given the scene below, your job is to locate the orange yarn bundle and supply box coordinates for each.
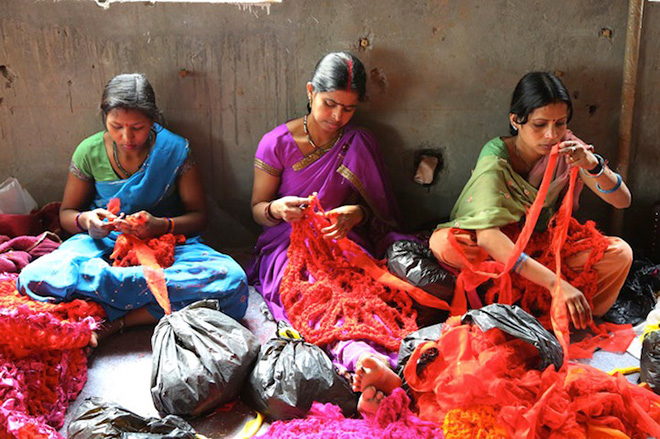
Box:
[279,196,417,351]
[106,199,185,315]
[110,232,185,268]
[443,405,510,439]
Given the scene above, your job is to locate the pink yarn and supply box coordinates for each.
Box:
[259,388,443,439]
[0,276,103,438]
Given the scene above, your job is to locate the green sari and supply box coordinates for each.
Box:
[438,137,577,232]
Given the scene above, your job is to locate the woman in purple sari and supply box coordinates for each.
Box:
[249,52,404,411]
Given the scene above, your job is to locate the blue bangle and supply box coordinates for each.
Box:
[513,252,529,273]
[596,173,622,194]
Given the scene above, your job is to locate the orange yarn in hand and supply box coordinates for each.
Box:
[106,199,185,315]
[280,196,417,351]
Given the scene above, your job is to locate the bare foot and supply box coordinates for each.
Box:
[88,317,125,348]
[358,385,385,415]
[352,353,402,394]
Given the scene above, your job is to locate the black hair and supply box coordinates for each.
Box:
[308,52,367,111]
[100,73,162,125]
[509,72,573,135]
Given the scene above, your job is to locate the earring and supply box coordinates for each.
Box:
[511,122,518,132]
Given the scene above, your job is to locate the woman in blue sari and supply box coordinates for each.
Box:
[18,74,248,344]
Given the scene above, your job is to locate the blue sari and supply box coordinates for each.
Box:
[18,125,248,321]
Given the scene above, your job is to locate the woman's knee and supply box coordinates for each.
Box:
[606,237,633,271]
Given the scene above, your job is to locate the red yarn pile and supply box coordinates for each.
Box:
[280,196,417,351]
[0,276,104,439]
[403,316,660,439]
[482,217,608,329]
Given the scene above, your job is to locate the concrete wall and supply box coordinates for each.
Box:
[0,0,654,255]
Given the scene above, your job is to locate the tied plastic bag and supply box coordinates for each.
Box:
[641,330,660,393]
[0,177,37,214]
[396,322,444,374]
[386,240,455,325]
[68,397,197,439]
[244,322,358,420]
[151,299,260,417]
[603,259,660,325]
[462,304,563,371]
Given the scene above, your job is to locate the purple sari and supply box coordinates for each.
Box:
[248,123,403,372]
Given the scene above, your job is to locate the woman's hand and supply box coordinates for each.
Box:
[81,208,118,239]
[270,196,310,223]
[321,205,364,240]
[114,211,165,239]
[557,132,598,171]
[561,280,592,330]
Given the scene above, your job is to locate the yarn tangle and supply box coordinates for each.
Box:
[403,316,660,439]
[0,276,104,439]
[280,195,417,351]
[106,198,185,315]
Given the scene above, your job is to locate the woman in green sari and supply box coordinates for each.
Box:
[430,72,632,330]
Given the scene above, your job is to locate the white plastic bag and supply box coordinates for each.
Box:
[0,177,38,214]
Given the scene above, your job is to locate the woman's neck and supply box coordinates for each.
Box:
[305,115,339,147]
[510,137,541,175]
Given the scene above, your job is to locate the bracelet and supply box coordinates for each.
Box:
[586,153,605,177]
[264,201,281,223]
[513,252,529,274]
[596,173,622,194]
[75,213,85,232]
[164,217,174,234]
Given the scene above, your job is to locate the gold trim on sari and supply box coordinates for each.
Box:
[292,147,333,171]
[254,158,282,177]
[337,164,397,227]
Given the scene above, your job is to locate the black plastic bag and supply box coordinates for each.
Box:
[243,322,358,420]
[386,240,455,326]
[396,322,444,373]
[641,330,660,393]
[67,397,197,439]
[462,304,563,371]
[603,260,660,325]
[151,299,260,417]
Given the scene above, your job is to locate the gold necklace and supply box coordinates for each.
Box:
[303,115,343,150]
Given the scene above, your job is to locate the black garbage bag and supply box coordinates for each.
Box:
[244,322,358,420]
[67,397,197,439]
[603,260,660,325]
[462,303,563,371]
[386,240,456,326]
[641,330,660,393]
[151,299,260,418]
[396,322,444,372]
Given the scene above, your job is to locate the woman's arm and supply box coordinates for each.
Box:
[579,164,631,209]
[557,137,631,209]
[60,172,116,239]
[113,163,208,239]
[251,168,308,226]
[169,163,208,236]
[476,227,592,329]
